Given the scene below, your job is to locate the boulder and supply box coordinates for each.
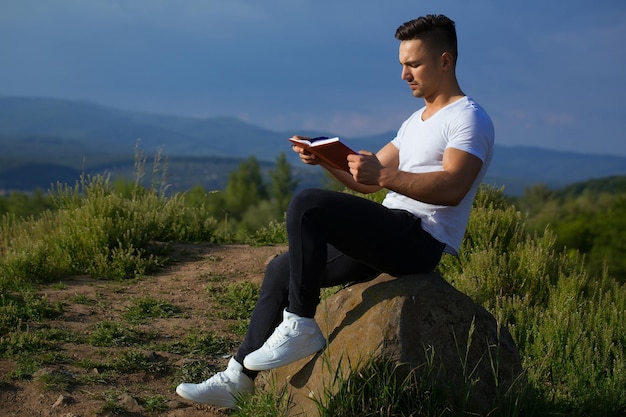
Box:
[268,272,523,416]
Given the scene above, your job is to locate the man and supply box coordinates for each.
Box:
[176,14,494,408]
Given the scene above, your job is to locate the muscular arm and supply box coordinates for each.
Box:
[323,142,399,194]
[292,138,483,206]
[356,146,483,206]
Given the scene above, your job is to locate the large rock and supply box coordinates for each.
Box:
[268,272,523,416]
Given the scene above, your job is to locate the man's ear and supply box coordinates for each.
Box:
[440,51,454,71]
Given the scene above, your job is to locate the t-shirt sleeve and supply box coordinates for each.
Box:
[446,109,494,162]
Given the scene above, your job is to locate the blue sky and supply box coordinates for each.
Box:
[1,0,625,155]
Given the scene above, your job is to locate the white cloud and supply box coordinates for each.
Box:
[545,112,576,126]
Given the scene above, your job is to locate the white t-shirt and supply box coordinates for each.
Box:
[382,96,494,255]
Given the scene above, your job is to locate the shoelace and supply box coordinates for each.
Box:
[265,321,294,349]
[201,371,229,387]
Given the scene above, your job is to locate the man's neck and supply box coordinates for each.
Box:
[422,91,465,121]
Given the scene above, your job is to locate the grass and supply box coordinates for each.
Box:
[165,328,234,356]
[123,296,184,323]
[100,390,127,414]
[294,316,529,417]
[70,293,97,305]
[87,321,149,347]
[438,186,626,416]
[35,368,75,392]
[1,164,626,415]
[313,355,449,417]
[233,375,295,417]
[141,394,169,412]
[207,281,261,320]
[0,173,224,288]
[108,350,170,374]
[0,292,64,335]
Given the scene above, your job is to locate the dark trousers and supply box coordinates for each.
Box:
[235,188,445,368]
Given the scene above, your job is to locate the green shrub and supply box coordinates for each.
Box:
[246,218,288,246]
[0,173,221,285]
[439,186,626,415]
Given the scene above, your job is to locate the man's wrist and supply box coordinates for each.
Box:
[378,166,397,189]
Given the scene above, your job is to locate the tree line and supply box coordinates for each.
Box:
[511,176,626,282]
[2,156,625,282]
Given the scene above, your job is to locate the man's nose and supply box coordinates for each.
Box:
[401,67,411,80]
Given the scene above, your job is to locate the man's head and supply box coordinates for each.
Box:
[395,15,458,68]
[396,15,460,100]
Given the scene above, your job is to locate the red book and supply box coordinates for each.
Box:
[289,136,357,172]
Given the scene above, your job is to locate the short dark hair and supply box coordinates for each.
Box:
[395,14,458,65]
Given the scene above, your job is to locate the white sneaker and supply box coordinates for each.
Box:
[244,309,326,371]
[175,357,254,408]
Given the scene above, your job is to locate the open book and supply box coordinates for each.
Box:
[289,136,357,172]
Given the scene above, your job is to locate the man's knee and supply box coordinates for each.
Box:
[289,188,324,209]
[287,188,338,219]
[260,252,290,293]
[266,252,289,276]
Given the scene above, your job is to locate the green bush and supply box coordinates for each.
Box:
[0,173,221,286]
[439,185,626,416]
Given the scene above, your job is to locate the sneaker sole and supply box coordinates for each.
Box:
[175,385,236,408]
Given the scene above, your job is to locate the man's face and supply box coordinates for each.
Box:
[398,39,442,100]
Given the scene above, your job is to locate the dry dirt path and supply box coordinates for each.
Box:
[0,244,287,417]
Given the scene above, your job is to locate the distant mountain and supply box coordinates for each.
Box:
[487,146,626,195]
[0,96,330,161]
[2,95,626,196]
[0,162,82,191]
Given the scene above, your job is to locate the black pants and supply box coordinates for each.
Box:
[235,188,445,367]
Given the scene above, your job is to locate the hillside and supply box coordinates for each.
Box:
[2,96,626,195]
[555,175,626,199]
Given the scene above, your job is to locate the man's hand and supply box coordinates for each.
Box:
[290,136,320,166]
[289,136,396,195]
[348,151,385,185]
